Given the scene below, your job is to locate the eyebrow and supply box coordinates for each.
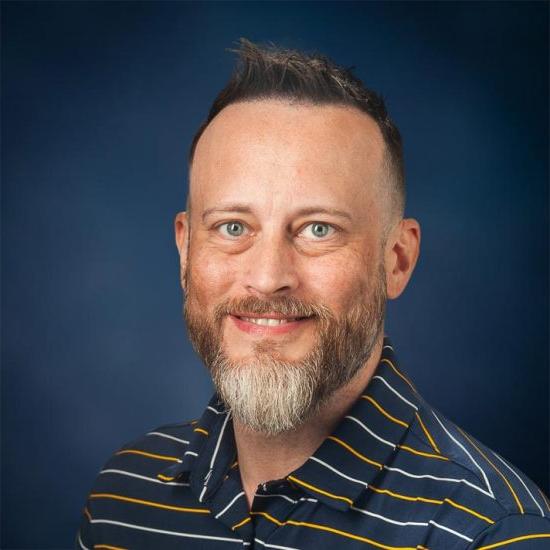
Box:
[201,204,353,223]
[202,204,253,222]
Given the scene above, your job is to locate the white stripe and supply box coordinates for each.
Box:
[253,493,318,505]
[90,518,244,543]
[382,465,493,498]
[77,532,89,550]
[199,477,209,502]
[382,345,394,351]
[345,415,396,449]
[255,537,301,550]
[100,468,189,487]
[372,375,418,410]
[200,413,231,502]
[351,506,427,527]
[254,493,298,504]
[210,414,231,470]
[309,456,368,487]
[184,450,198,457]
[352,505,473,542]
[431,411,494,499]
[215,491,245,519]
[207,406,225,415]
[147,431,189,445]
[429,520,473,542]
[493,452,544,516]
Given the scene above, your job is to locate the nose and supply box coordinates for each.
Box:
[242,232,299,297]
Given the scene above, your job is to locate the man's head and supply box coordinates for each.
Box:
[175,39,420,435]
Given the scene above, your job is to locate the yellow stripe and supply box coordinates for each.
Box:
[115,449,180,462]
[368,485,493,523]
[193,427,209,436]
[251,511,417,549]
[416,547,429,550]
[287,519,419,549]
[327,436,383,469]
[398,444,449,461]
[538,487,550,513]
[458,428,524,514]
[94,546,127,550]
[369,485,442,505]
[84,506,92,522]
[369,485,495,525]
[444,498,494,524]
[157,474,175,481]
[89,493,210,514]
[230,461,239,469]
[478,534,550,549]
[251,511,284,526]
[415,411,441,454]
[231,516,251,530]
[380,358,418,393]
[287,475,353,506]
[361,395,409,428]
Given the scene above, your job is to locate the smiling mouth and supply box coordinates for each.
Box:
[228,313,314,335]
[231,312,312,324]
[237,316,308,326]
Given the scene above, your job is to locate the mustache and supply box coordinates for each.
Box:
[213,295,333,323]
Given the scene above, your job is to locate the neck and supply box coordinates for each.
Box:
[233,334,384,508]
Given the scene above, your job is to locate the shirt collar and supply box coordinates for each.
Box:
[158,395,235,503]
[158,336,421,511]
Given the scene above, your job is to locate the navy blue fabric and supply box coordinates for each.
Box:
[78,338,550,549]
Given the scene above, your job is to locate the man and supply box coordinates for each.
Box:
[77,39,550,549]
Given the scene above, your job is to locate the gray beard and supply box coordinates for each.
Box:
[184,264,386,436]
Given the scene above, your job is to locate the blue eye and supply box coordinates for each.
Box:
[303,222,335,239]
[219,221,245,237]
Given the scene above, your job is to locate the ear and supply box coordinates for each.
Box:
[174,211,189,290]
[384,218,421,300]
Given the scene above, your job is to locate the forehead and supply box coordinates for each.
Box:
[189,100,386,220]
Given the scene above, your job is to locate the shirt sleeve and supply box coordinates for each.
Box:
[468,513,550,549]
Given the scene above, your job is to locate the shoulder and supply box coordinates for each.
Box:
[466,513,550,549]
[76,420,201,547]
[85,419,196,509]
[409,399,549,517]
[402,399,550,546]
[95,420,195,486]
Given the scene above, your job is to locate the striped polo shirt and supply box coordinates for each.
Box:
[78,338,550,549]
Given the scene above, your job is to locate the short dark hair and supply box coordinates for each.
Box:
[188,38,405,218]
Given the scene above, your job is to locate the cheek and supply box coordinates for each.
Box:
[187,247,239,306]
[302,251,372,310]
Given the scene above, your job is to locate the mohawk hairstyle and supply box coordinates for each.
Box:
[188,38,405,217]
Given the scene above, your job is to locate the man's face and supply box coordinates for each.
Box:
[181,100,390,434]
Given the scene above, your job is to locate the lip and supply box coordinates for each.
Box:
[229,314,313,335]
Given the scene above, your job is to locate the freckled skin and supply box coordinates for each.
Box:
[183,100,388,363]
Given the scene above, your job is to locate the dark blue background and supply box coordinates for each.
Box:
[2,1,548,547]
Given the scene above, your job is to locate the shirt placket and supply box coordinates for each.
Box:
[249,477,307,547]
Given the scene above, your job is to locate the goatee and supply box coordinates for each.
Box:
[184,265,386,436]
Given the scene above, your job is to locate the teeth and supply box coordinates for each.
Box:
[241,317,296,326]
